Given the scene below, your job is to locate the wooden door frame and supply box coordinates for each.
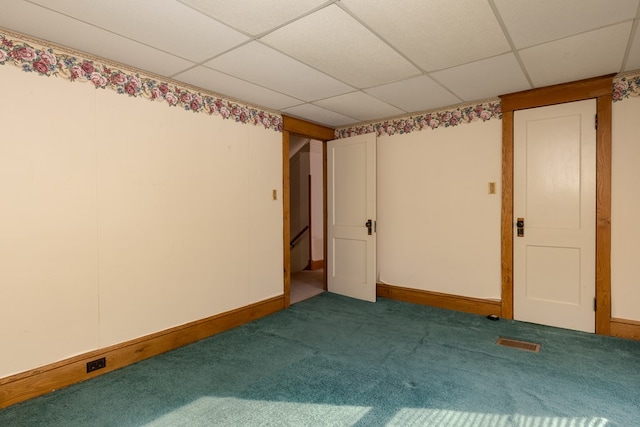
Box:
[500,74,614,334]
[307,174,313,270]
[282,115,335,307]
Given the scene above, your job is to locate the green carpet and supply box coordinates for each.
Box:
[2,293,639,426]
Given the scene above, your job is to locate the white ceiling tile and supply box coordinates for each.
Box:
[28,0,249,62]
[281,104,358,127]
[204,42,354,102]
[174,67,301,111]
[179,0,328,36]
[431,54,531,101]
[494,0,640,49]
[365,76,462,113]
[3,0,637,128]
[340,0,510,71]
[520,23,632,87]
[624,25,640,71]
[0,1,194,77]
[261,4,420,88]
[314,92,405,122]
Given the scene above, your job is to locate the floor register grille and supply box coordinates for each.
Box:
[496,337,541,353]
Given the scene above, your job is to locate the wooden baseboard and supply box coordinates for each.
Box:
[610,317,640,341]
[0,295,285,409]
[377,283,502,317]
[309,259,324,270]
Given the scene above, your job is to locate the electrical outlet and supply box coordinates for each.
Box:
[86,357,106,373]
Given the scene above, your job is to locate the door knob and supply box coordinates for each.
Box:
[365,219,372,235]
[516,217,524,237]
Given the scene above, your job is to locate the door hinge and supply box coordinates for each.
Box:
[594,297,597,311]
[595,114,598,130]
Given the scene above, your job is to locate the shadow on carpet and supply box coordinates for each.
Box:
[1,293,639,426]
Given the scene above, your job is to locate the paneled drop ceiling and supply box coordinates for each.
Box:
[2,0,639,127]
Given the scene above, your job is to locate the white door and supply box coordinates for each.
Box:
[514,99,596,333]
[327,133,376,302]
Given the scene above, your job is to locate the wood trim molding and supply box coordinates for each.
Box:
[282,130,291,308]
[500,110,514,320]
[0,296,284,409]
[308,175,313,269]
[309,259,325,270]
[282,116,333,306]
[595,95,613,334]
[322,141,328,290]
[610,318,640,341]
[500,74,615,113]
[282,115,335,141]
[377,283,502,317]
[499,74,614,335]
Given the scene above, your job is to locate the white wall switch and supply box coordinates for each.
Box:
[488,182,496,194]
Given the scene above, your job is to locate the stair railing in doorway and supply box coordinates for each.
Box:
[290,225,309,249]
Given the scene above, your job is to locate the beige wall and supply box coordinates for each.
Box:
[1,48,638,379]
[0,64,283,377]
[377,119,502,299]
[376,97,640,323]
[289,139,323,271]
[309,140,324,263]
[1,65,100,378]
[612,96,640,322]
[289,144,311,272]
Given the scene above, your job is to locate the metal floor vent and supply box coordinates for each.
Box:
[496,337,541,353]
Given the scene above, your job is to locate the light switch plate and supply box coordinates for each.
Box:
[488,182,496,194]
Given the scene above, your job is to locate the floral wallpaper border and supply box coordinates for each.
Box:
[0,30,283,132]
[613,71,640,102]
[337,70,640,139]
[335,100,503,139]
[2,29,640,140]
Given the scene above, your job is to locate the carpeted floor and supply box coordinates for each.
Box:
[1,293,639,426]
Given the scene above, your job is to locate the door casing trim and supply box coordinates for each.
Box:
[499,74,614,335]
[282,116,334,308]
